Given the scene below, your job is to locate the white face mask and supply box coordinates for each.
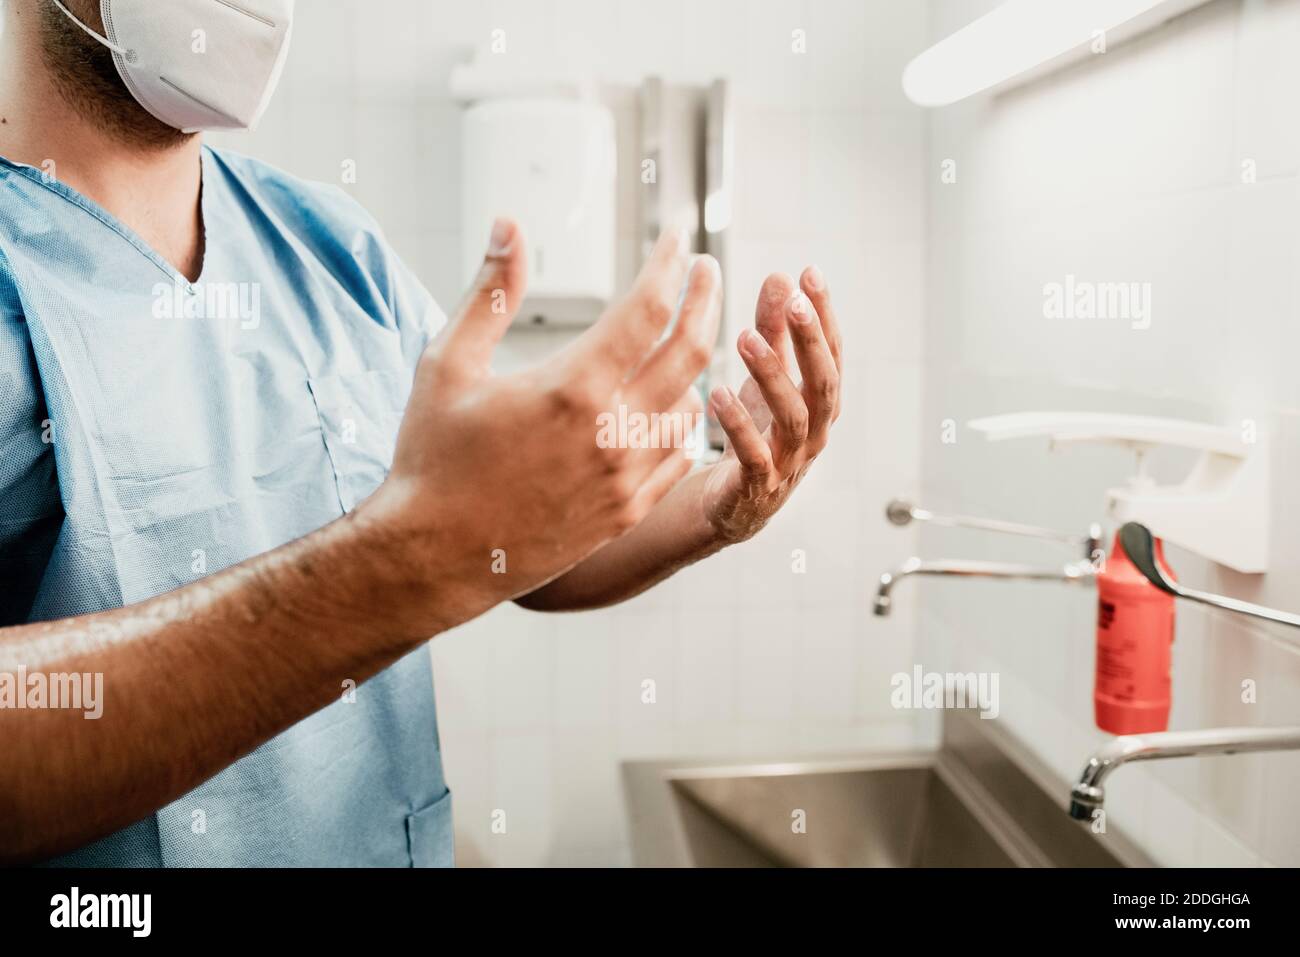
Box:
[50,0,295,133]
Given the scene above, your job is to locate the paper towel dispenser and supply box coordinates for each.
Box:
[460,98,616,327]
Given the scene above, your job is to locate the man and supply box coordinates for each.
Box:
[0,0,842,866]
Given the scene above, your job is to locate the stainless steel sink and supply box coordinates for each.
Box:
[669,759,1020,866]
[623,710,1152,868]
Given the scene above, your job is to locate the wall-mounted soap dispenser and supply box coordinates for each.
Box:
[968,412,1270,735]
[1093,530,1175,733]
[450,55,616,327]
[968,412,1269,572]
[458,98,616,327]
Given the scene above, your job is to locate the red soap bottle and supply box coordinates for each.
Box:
[1094,532,1176,734]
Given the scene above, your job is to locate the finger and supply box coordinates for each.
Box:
[571,226,691,382]
[624,255,722,410]
[710,385,772,478]
[754,272,797,372]
[627,446,693,526]
[736,377,773,434]
[622,386,706,484]
[433,218,527,384]
[737,328,808,463]
[786,291,838,448]
[800,265,842,376]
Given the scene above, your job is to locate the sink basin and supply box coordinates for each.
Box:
[670,759,1018,867]
[623,711,1152,868]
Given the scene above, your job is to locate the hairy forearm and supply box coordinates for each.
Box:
[514,467,727,611]
[0,508,452,864]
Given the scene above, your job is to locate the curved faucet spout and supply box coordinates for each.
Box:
[873,558,1096,616]
[1069,726,1300,820]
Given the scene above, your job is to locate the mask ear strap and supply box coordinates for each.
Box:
[49,0,136,62]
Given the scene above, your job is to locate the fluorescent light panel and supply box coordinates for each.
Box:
[902,0,1213,107]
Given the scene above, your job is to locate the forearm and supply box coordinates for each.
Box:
[0,217,728,862]
[0,508,453,864]
[515,467,726,611]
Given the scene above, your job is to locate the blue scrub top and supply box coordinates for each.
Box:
[0,145,454,866]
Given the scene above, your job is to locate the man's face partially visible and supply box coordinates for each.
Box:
[37,0,192,148]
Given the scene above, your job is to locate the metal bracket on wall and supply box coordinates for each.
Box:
[638,76,733,457]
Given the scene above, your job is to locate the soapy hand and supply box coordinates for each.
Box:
[508,263,845,612]
[701,269,842,543]
[359,219,722,634]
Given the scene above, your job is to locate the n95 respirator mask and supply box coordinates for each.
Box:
[50,0,295,133]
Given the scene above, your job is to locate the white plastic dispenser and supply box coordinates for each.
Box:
[458,98,617,327]
[967,412,1269,573]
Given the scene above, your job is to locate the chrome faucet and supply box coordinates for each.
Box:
[874,557,1097,616]
[874,499,1102,617]
[1067,521,1300,820]
[1069,726,1300,820]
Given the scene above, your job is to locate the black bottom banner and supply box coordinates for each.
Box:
[0,865,1285,943]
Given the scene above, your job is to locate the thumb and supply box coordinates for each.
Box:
[436,218,528,383]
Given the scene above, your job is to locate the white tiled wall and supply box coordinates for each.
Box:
[213,0,929,865]
[923,0,1300,867]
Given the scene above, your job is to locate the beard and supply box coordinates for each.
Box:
[38,0,193,149]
